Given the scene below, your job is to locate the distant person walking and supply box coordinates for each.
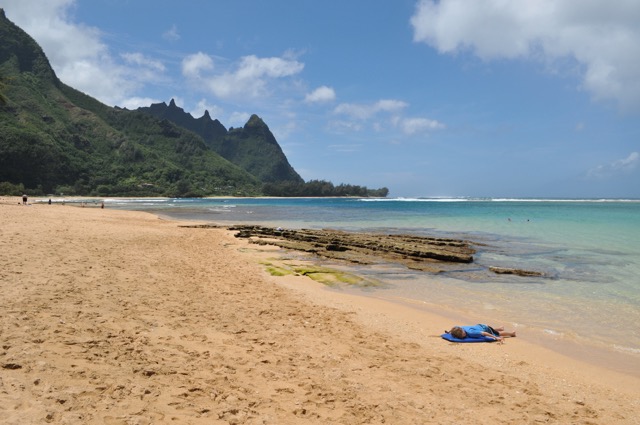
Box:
[22,194,27,205]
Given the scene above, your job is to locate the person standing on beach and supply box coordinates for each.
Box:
[22,194,27,205]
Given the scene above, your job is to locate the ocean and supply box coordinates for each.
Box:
[104,197,640,374]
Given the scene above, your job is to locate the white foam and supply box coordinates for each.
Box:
[613,345,640,355]
[361,197,640,203]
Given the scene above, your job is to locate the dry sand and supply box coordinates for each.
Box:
[1,198,638,424]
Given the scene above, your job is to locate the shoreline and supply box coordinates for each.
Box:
[2,198,639,423]
[7,196,640,377]
[276,275,640,396]
[233,234,640,394]
[182,223,640,381]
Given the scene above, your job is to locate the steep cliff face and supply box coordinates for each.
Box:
[221,114,304,184]
[243,114,279,145]
[139,103,303,184]
[142,99,227,151]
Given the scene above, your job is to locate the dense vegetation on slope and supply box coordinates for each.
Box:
[0,10,261,197]
[0,9,388,198]
[139,100,228,152]
[139,101,304,184]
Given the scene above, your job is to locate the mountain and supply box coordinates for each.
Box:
[141,99,228,151]
[138,101,304,184]
[0,9,388,198]
[0,9,261,197]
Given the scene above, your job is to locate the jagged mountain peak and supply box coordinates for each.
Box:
[245,114,265,128]
[138,100,302,184]
[167,98,187,114]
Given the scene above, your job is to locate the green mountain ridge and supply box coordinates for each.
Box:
[141,99,228,151]
[0,9,388,198]
[0,9,263,197]
[138,100,304,184]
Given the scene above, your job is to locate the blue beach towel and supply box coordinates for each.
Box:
[441,333,496,343]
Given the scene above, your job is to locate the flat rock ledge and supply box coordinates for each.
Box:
[182,224,546,277]
[217,225,475,273]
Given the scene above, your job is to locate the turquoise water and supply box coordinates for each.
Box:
[105,197,640,370]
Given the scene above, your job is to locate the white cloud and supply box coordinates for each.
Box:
[182,53,304,101]
[118,97,162,110]
[163,24,180,41]
[182,52,214,78]
[237,55,303,79]
[328,120,364,133]
[119,53,168,88]
[59,59,138,105]
[305,86,336,103]
[588,151,639,178]
[399,117,445,135]
[411,0,640,110]
[376,99,408,112]
[203,55,305,100]
[121,53,165,72]
[334,99,408,120]
[2,0,166,106]
[332,99,443,136]
[190,99,224,120]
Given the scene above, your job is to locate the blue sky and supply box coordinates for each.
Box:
[3,0,639,198]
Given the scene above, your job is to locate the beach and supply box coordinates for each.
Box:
[1,199,638,424]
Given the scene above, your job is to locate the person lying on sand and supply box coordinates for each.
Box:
[446,324,516,343]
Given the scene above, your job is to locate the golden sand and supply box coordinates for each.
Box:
[1,198,638,424]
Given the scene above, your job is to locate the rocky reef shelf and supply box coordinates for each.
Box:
[181,224,545,279]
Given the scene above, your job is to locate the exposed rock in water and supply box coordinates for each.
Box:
[182,224,547,278]
[226,225,475,273]
[489,266,545,277]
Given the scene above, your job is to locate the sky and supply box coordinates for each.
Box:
[2,0,639,198]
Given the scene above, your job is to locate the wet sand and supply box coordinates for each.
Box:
[1,198,638,424]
